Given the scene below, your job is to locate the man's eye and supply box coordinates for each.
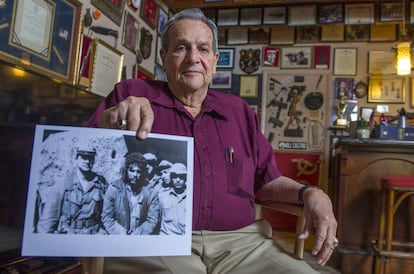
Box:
[176,46,186,52]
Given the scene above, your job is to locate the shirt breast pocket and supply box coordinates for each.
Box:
[226,156,255,199]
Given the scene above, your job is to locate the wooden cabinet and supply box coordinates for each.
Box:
[332,139,414,274]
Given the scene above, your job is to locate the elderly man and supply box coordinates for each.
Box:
[89,8,337,274]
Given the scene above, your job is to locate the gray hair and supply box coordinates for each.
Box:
[160,8,218,53]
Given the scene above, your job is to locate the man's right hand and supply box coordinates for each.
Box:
[98,96,154,140]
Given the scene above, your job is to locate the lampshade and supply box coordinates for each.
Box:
[396,41,412,76]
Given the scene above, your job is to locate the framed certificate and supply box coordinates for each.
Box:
[368,51,396,75]
[89,39,124,97]
[239,75,259,98]
[288,5,316,26]
[0,0,82,84]
[333,48,357,76]
[345,3,375,25]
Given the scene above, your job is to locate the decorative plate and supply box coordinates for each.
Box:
[304,92,324,110]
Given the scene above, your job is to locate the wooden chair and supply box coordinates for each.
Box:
[80,201,305,273]
[256,200,306,260]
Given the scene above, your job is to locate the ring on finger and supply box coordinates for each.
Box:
[116,119,128,129]
[332,237,339,248]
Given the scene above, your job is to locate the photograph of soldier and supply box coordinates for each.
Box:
[102,152,160,235]
[158,163,188,235]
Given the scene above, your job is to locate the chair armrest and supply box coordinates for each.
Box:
[255,199,305,259]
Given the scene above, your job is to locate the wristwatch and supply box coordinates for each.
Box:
[298,185,320,206]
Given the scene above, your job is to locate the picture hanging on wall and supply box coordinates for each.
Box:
[263,7,286,25]
[368,76,405,103]
[262,73,328,152]
[122,11,140,54]
[321,24,344,42]
[263,47,279,67]
[210,71,232,89]
[91,0,126,26]
[280,47,312,69]
[217,48,235,69]
[239,75,259,98]
[318,4,344,24]
[140,0,159,29]
[270,26,295,45]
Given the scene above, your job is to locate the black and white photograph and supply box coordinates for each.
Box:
[22,125,194,257]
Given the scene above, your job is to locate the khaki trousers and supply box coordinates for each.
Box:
[103,219,318,274]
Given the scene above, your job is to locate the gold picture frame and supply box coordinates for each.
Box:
[89,39,124,97]
[321,24,344,42]
[370,24,397,42]
[270,26,295,45]
[368,76,405,103]
[240,75,259,98]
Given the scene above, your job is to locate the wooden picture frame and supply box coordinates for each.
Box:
[122,11,140,54]
[140,0,159,29]
[368,51,396,75]
[263,7,286,25]
[345,25,370,42]
[370,24,397,42]
[280,47,312,69]
[368,76,405,103]
[379,2,404,22]
[217,9,239,26]
[288,5,317,26]
[217,48,235,69]
[211,70,232,89]
[91,0,126,26]
[0,0,82,84]
[270,26,295,45]
[239,75,259,98]
[240,8,262,26]
[318,4,344,24]
[295,26,320,44]
[333,48,357,76]
[248,27,270,44]
[345,3,375,25]
[227,28,248,45]
[89,39,124,97]
[263,47,279,67]
[321,24,344,42]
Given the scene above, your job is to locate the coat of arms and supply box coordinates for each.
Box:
[239,49,261,74]
[140,27,153,60]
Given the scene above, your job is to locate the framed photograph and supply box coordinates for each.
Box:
[0,0,82,84]
[136,65,155,80]
[313,46,330,69]
[154,63,167,81]
[360,107,374,121]
[380,2,404,22]
[295,26,320,44]
[89,39,124,97]
[334,78,355,99]
[157,8,168,34]
[318,4,343,24]
[217,9,239,26]
[211,71,232,89]
[263,7,286,25]
[280,47,312,69]
[248,27,270,44]
[91,0,126,26]
[345,25,370,42]
[240,75,259,97]
[368,76,405,103]
[122,11,140,54]
[263,47,279,67]
[321,24,344,42]
[368,51,396,75]
[370,24,397,42]
[22,125,194,257]
[270,26,295,45]
[345,3,375,25]
[288,5,317,26]
[217,48,235,69]
[333,48,357,76]
[240,8,262,26]
[227,28,248,45]
[140,0,159,29]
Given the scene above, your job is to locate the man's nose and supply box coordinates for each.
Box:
[186,48,200,62]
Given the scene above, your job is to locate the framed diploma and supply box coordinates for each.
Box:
[345,3,375,25]
[288,5,316,26]
[89,39,124,97]
[0,0,82,84]
[368,51,396,75]
[333,48,357,76]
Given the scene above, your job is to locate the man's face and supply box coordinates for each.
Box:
[127,164,143,184]
[160,19,219,93]
[171,173,186,189]
[160,168,170,184]
[76,154,94,171]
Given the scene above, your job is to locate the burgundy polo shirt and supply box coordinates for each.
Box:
[88,79,282,231]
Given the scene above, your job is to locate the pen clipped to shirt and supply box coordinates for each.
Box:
[225,146,234,164]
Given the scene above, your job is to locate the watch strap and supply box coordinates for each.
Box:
[298,185,319,206]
